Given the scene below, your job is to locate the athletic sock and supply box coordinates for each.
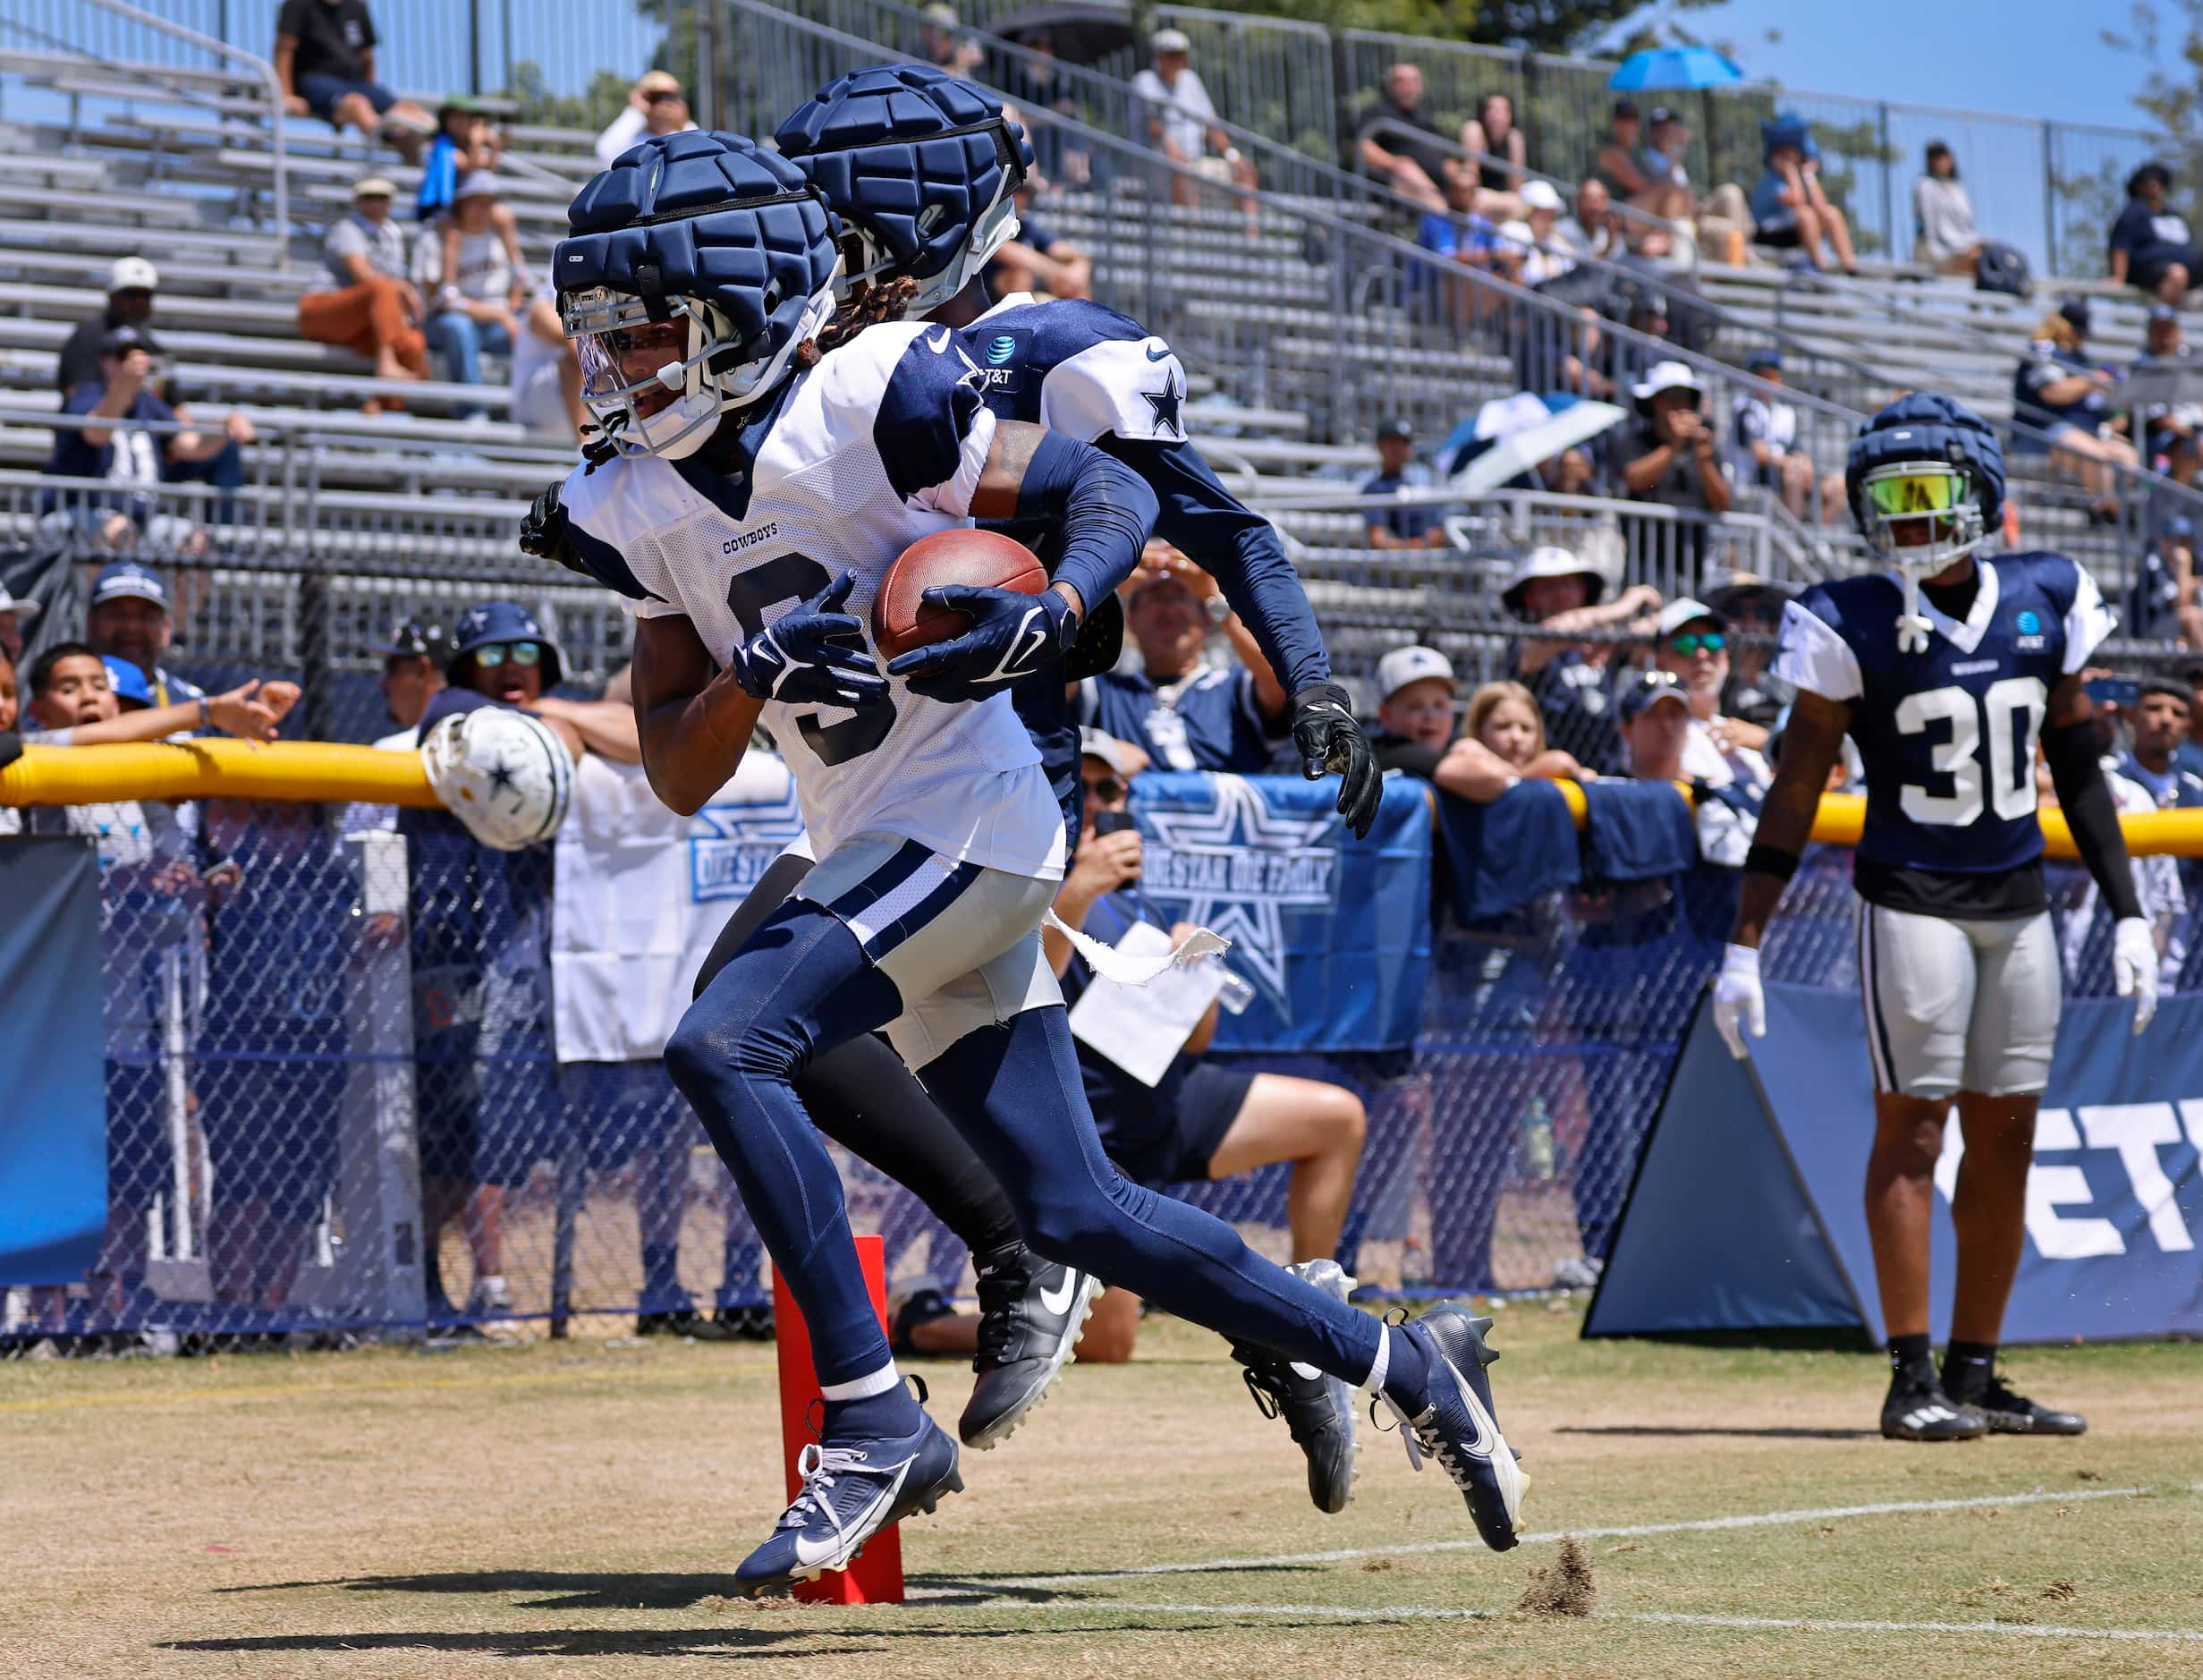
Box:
[820,1373,924,1444]
[1886,1332,1936,1387]
[1941,1339,1996,1401]
[1375,1322,1431,1410]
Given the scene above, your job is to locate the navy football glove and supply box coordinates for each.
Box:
[885,583,1078,703]
[1292,682,1380,840]
[729,571,887,708]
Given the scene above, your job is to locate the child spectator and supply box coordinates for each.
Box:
[2110,162,2197,305]
[274,0,431,160]
[297,178,428,399]
[1912,141,1982,274]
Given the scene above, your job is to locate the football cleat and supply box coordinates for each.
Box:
[1230,1260,1360,1515]
[1948,1370,2087,1437]
[1377,1303,1528,1551]
[1880,1373,1987,1442]
[733,1412,963,1599]
[960,1246,1098,1449]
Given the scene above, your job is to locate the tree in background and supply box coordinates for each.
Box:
[2076,2,2203,278]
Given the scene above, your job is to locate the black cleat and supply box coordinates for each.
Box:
[636,1306,747,1341]
[1230,1260,1359,1515]
[959,1245,1097,1449]
[1881,1373,1987,1442]
[1950,1370,2088,1436]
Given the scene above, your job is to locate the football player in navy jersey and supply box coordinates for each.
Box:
[1712,395,2159,1442]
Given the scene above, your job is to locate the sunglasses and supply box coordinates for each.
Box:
[472,641,542,668]
[1668,632,1724,655]
[1085,776,1127,804]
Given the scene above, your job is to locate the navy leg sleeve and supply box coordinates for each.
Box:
[663,902,903,1388]
[920,1007,1383,1382]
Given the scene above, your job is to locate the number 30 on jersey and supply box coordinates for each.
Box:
[1895,677,2046,827]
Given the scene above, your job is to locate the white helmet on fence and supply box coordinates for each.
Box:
[420,707,574,851]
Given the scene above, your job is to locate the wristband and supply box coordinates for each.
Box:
[1741,842,1800,882]
[198,696,211,729]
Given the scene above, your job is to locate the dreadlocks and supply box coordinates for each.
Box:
[813,276,923,356]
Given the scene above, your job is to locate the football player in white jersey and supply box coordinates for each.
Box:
[545,131,1525,1595]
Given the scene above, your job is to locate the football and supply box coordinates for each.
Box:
[872,528,1049,660]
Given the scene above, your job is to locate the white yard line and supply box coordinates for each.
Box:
[958,1482,2160,1594]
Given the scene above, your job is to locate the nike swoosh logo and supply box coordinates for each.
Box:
[1450,1362,1500,1458]
[983,607,1053,683]
[927,328,953,353]
[1145,344,1172,361]
[1038,1273,1080,1316]
[789,1466,910,1566]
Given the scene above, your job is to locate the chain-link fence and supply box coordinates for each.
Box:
[8,789,2197,1353]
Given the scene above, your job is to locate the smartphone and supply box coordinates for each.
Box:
[1091,810,1138,836]
[2085,676,2139,708]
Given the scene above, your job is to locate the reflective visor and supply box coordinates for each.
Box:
[1864,464,1965,519]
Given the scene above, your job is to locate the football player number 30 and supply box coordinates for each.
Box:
[1895,677,2045,826]
[724,551,894,767]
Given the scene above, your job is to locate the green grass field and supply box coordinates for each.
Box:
[8,1301,2203,1678]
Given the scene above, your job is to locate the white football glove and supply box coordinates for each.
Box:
[2113,915,2160,1036]
[1711,942,1766,1060]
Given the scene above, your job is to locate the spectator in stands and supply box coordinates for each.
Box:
[416,96,505,224]
[371,615,445,748]
[1418,165,1515,327]
[55,259,257,527]
[419,174,528,415]
[1457,91,1528,220]
[1048,730,1366,1363]
[85,562,208,715]
[298,177,428,399]
[984,182,1093,301]
[1616,106,1747,265]
[2013,298,2136,522]
[1555,177,1623,264]
[1652,597,1770,865]
[1370,648,1586,799]
[1912,141,1982,274]
[1750,134,1859,276]
[274,0,431,161]
[596,71,696,166]
[1513,303,1611,400]
[1360,418,1449,549]
[1355,62,1454,215]
[2131,303,2201,485]
[2110,162,2198,305]
[0,581,39,666]
[2126,515,2203,648]
[1131,30,1258,239]
[1704,579,1792,726]
[1619,361,1732,581]
[41,328,216,559]
[1594,100,1647,200]
[1616,667,1690,782]
[6,638,283,747]
[510,281,584,442]
[1504,545,1659,776]
[1077,543,1289,771]
[1732,350,1844,522]
[1498,180,1578,287]
[2121,677,2203,814]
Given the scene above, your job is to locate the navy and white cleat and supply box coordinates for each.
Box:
[733,1413,964,1599]
[1378,1302,1528,1551]
[1230,1260,1360,1514]
[961,1246,1099,1449]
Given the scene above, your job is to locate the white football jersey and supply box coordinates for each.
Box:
[561,320,1067,879]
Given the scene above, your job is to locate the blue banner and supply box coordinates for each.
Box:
[0,838,108,1285]
[1590,982,2203,1344]
[1434,780,1581,923]
[1130,773,1432,1052]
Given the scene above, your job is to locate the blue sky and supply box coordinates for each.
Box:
[1611,1,2155,134]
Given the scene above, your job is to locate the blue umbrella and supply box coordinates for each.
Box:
[1607,47,1744,90]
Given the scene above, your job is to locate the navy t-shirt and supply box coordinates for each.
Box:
[1359,465,1442,541]
[2109,199,2195,272]
[47,383,175,513]
[1080,666,1284,772]
[2012,343,2106,430]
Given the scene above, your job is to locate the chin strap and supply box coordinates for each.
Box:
[1896,565,1933,655]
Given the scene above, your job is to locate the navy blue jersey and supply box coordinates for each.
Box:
[957,298,1328,844]
[1079,666,1282,772]
[1774,552,2114,878]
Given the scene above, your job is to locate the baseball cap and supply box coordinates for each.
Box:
[1376,416,1413,443]
[369,615,444,658]
[1520,179,1564,213]
[1079,726,1138,779]
[101,655,155,709]
[1501,545,1606,613]
[109,256,159,293]
[2150,301,2181,325]
[1656,598,1727,640]
[449,598,563,686]
[1376,645,1455,703]
[454,171,501,201]
[1152,27,1192,53]
[1746,348,1783,371]
[1648,106,1679,126]
[1631,360,1704,402]
[0,582,42,624]
[1612,98,1640,119]
[99,324,150,358]
[2163,513,2196,541]
[1618,669,1690,722]
[352,174,398,199]
[2058,296,2092,335]
[89,559,167,609]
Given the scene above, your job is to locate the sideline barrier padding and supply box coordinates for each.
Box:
[0,741,439,808]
